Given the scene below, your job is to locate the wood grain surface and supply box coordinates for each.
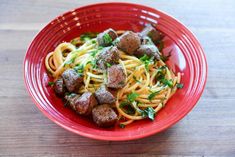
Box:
[0,0,235,156]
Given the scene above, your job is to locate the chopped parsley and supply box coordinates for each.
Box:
[140,107,156,121]
[90,50,98,57]
[155,66,173,88]
[106,62,112,68]
[103,33,112,44]
[126,106,135,114]
[119,101,135,114]
[119,93,139,114]
[98,46,104,50]
[177,83,184,89]
[140,54,154,72]
[80,32,98,42]
[148,91,160,101]
[91,40,96,44]
[127,92,139,102]
[156,66,167,80]
[64,57,76,66]
[119,101,130,108]
[91,59,98,69]
[47,82,54,87]
[160,78,173,88]
[119,124,125,128]
[140,54,149,62]
[74,64,84,74]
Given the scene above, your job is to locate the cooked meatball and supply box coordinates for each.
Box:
[115,31,141,55]
[62,69,83,92]
[54,78,66,96]
[95,85,116,104]
[96,46,120,70]
[92,104,118,127]
[65,92,97,115]
[139,24,162,44]
[65,93,80,111]
[97,28,118,46]
[134,44,160,60]
[106,64,126,89]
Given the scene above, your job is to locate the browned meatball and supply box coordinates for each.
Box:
[96,46,120,70]
[92,104,118,127]
[134,44,160,60]
[106,64,126,89]
[54,78,66,96]
[95,85,116,104]
[139,24,163,44]
[65,92,98,116]
[75,92,98,115]
[115,31,141,55]
[65,93,80,111]
[62,69,83,92]
[97,28,118,47]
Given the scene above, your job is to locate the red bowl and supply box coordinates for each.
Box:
[24,2,207,141]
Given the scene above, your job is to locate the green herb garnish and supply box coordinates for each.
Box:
[148,91,160,101]
[47,82,54,87]
[119,101,135,114]
[106,62,112,68]
[160,78,173,88]
[177,83,184,89]
[98,46,104,50]
[140,54,149,62]
[140,54,154,72]
[91,40,96,44]
[80,32,98,42]
[127,92,139,102]
[155,66,173,88]
[90,50,98,57]
[140,107,156,121]
[103,33,112,44]
[156,66,167,80]
[90,59,97,69]
[74,64,84,74]
[119,101,130,108]
[64,57,76,66]
[119,124,125,128]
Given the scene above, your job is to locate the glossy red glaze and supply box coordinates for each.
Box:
[24,2,207,141]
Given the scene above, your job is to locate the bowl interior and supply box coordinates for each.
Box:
[24,3,207,141]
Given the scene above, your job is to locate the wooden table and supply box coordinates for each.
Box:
[1,0,235,156]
